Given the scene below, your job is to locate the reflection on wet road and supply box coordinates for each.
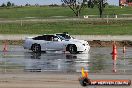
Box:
[24,52,90,72]
[0,45,132,74]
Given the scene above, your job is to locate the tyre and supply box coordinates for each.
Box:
[80,78,91,87]
[68,45,77,54]
[31,44,41,53]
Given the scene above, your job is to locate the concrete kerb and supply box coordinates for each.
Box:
[0,34,132,41]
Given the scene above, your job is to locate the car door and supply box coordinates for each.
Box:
[46,36,64,51]
[32,35,47,50]
[36,35,49,50]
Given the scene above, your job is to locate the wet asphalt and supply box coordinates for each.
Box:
[0,45,132,74]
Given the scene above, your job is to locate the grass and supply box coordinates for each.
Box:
[0,6,132,19]
[0,6,132,35]
[0,20,132,35]
[0,6,73,19]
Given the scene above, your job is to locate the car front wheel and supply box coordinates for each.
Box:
[31,44,41,53]
[68,45,77,54]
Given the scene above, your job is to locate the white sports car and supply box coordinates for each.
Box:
[23,34,90,54]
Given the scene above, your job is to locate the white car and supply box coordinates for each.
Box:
[23,34,90,54]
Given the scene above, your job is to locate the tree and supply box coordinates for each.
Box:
[1,3,6,7]
[11,3,15,7]
[88,0,94,8]
[90,0,107,18]
[25,3,31,6]
[98,0,103,18]
[61,3,66,7]
[61,0,88,17]
[7,1,12,7]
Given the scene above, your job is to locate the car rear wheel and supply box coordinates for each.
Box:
[68,45,77,54]
[31,44,41,53]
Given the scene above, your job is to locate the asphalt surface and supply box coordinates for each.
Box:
[0,32,132,88]
[0,73,131,88]
[1,45,132,74]
[0,45,131,88]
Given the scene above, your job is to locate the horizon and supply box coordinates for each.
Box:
[0,0,119,6]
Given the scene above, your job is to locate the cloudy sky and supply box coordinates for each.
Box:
[0,0,119,6]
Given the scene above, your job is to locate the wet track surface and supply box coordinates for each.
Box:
[0,45,132,74]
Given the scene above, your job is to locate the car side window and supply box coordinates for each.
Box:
[53,36,59,41]
[46,36,52,41]
[33,35,58,41]
[33,36,42,40]
[45,35,56,41]
[33,35,46,40]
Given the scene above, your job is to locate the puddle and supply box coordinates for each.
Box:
[0,45,132,74]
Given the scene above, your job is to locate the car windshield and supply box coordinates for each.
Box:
[56,34,72,39]
[56,35,66,40]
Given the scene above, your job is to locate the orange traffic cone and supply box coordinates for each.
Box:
[123,46,126,53]
[81,67,89,78]
[112,54,117,61]
[112,42,117,55]
[3,40,8,52]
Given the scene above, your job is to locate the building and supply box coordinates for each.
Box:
[119,0,132,6]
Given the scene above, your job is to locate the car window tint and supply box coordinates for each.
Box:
[33,35,46,40]
[33,35,56,41]
[46,35,55,41]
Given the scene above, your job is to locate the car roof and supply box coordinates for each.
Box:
[43,34,56,36]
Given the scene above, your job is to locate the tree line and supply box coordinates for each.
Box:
[0,1,15,7]
[0,0,109,18]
